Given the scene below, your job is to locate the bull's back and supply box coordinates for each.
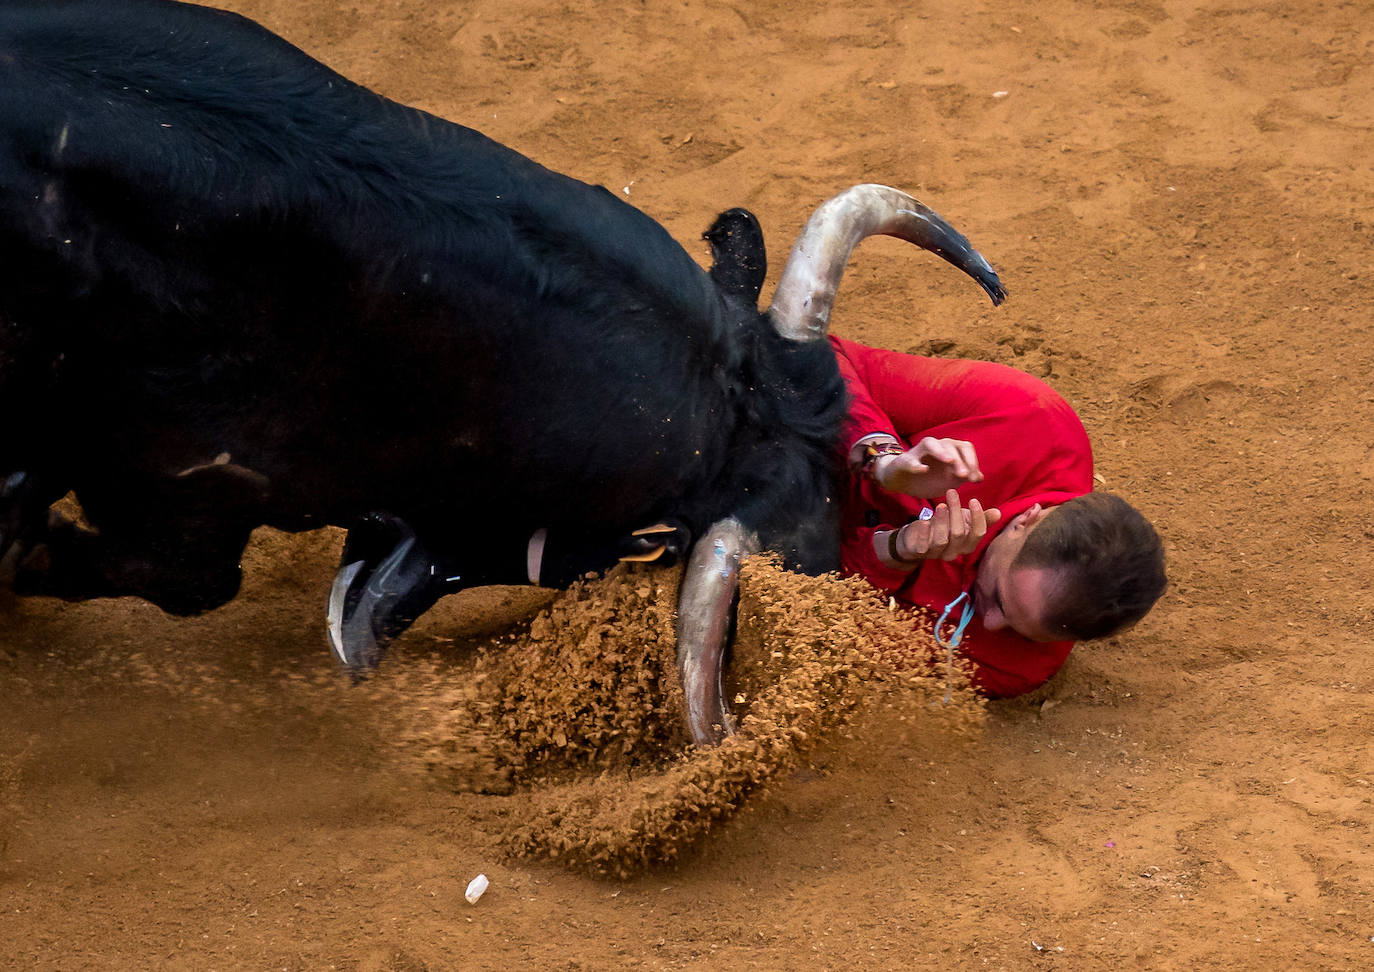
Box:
[0,0,740,531]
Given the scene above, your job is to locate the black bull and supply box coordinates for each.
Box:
[0,0,1005,745]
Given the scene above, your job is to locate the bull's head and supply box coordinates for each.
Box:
[676,184,1007,747]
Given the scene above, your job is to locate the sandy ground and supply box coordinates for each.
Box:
[3,0,1373,967]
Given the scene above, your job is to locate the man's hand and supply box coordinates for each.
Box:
[872,437,984,498]
[876,489,1003,567]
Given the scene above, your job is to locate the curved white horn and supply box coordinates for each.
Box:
[675,516,759,747]
[768,184,1007,342]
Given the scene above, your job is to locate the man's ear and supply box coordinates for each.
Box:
[1016,502,1050,529]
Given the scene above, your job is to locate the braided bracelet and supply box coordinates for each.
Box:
[860,439,905,481]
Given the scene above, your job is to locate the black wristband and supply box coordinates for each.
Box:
[887,525,922,565]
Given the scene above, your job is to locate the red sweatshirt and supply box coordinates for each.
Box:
[829,336,1094,696]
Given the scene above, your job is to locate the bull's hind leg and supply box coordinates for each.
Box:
[328,512,551,671]
[327,515,693,671]
[8,475,256,616]
[11,510,252,615]
[0,471,67,571]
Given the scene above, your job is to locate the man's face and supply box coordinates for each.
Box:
[973,504,1068,643]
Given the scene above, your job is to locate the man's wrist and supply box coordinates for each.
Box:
[870,453,900,489]
[855,437,904,482]
[875,525,922,570]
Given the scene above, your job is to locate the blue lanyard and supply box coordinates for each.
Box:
[934,589,974,648]
[934,589,975,703]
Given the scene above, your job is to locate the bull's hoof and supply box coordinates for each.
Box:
[618,519,691,567]
[326,513,438,671]
[0,472,57,568]
[8,509,85,594]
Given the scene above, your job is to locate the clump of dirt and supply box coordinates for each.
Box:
[419,557,986,878]
[1,555,984,880]
[412,566,687,796]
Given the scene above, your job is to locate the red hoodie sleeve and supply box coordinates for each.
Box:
[831,335,902,450]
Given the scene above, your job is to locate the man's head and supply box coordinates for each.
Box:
[974,492,1166,642]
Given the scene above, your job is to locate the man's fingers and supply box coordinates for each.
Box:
[924,437,982,478]
[964,499,998,554]
[945,490,967,538]
[951,440,982,482]
[941,499,971,561]
[929,504,950,548]
[969,497,988,539]
[881,439,985,498]
[915,436,955,462]
[916,437,968,477]
[905,498,1005,563]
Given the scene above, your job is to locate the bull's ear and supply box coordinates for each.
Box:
[704,207,767,306]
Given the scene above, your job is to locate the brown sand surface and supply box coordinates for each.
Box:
[3,0,1373,967]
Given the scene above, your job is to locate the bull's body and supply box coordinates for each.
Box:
[2,0,1008,745]
[0,0,845,618]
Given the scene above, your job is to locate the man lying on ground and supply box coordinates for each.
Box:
[830,335,1167,696]
[348,333,1166,703]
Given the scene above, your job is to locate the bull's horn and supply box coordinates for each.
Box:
[768,184,1007,342]
[675,516,759,747]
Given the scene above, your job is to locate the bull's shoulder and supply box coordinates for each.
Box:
[486,169,725,332]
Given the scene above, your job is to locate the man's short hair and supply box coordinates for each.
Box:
[1013,491,1167,641]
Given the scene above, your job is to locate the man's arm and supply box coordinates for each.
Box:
[834,340,1001,568]
[831,334,1092,505]
[871,488,1002,569]
[855,434,986,499]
